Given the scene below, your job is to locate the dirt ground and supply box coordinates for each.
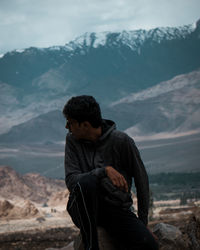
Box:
[0,198,200,250]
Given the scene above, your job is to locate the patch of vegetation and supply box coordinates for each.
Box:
[148,172,200,201]
[149,172,200,186]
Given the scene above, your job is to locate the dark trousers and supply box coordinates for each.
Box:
[67,175,159,250]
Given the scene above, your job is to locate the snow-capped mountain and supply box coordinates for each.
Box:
[0,19,200,135]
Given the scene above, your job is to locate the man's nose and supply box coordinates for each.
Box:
[65,122,69,129]
[66,122,72,132]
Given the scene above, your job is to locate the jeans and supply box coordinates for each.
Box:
[67,175,159,250]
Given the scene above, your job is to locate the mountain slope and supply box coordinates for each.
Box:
[104,69,200,134]
[0,110,66,143]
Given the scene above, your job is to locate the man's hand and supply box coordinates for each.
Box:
[105,166,128,192]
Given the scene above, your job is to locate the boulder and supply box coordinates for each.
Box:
[46,241,74,250]
[0,200,14,217]
[153,223,186,250]
[153,223,182,241]
[185,210,200,250]
[74,227,118,250]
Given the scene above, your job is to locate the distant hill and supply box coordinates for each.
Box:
[0,166,65,203]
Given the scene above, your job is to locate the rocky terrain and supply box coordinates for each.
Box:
[0,166,200,250]
[0,165,66,203]
[0,166,75,249]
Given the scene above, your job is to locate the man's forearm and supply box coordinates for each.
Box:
[65,167,106,192]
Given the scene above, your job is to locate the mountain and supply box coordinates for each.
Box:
[1,68,200,144]
[1,22,199,91]
[0,68,200,177]
[0,20,200,134]
[0,110,66,143]
[106,68,200,134]
[0,67,200,176]
[0,21,200,177]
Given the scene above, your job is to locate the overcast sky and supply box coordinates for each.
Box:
[0,0,200,54]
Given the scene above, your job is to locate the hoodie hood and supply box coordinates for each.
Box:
[99,119,116,141]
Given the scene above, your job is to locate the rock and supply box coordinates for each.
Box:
[64,241,74,250]
[45,241,74,250]
[151,208,200,250]
[73,232,83,250]
[153,223,186,250]
[0,199,40,219]
[153,223,182,241]
[185,210,200,250]
[0,200,14,217]
[74,227,118,250]
[97,227,118,250]
[36,216,46,223]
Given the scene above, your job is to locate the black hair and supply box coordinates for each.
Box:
[62,95,102,128]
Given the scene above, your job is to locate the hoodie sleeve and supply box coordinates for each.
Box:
[64,135,106,192]
[121,135,149,226]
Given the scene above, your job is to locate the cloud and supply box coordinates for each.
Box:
[0,0,200,53]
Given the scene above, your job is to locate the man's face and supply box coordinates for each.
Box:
[65,117,87,140]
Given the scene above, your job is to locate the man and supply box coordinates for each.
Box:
[63,95,158,250]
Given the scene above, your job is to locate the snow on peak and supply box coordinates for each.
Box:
[15,49,25,53]
[47,46,62,51]
[111,69,200,106]
[93,32,110,48]
[192,22,197,30]
[65,31,109,51]
[64,23,197,52]
[146,24,196,42]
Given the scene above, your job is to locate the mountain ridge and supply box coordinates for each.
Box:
[66,22,198,52]
[1,20,198,58]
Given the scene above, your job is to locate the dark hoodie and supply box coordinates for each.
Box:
[64,119,149,225]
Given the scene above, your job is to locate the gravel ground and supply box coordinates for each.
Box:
[0,216,74,234]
